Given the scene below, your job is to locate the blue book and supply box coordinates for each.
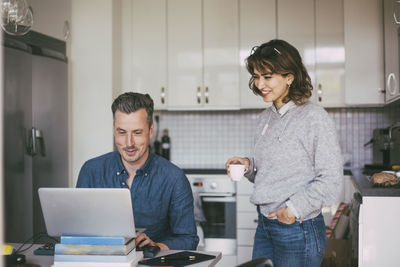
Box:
[60,236,132,245]
[55,238,135,255]
[54,249,137,263]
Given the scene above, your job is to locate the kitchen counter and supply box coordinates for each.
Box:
[349,168,400,197]
[183,168,227,175]
[185,168,353,175]
[347,169,400,267]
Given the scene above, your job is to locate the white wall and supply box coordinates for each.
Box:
[70,0,116,186]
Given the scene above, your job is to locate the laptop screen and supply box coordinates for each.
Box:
[38,188,137,238]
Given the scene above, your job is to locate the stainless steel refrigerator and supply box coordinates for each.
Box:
[3,31,69,243]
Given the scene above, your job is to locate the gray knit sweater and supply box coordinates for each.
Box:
[245,101,343,221]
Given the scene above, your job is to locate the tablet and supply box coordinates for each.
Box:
[38,188,137,238]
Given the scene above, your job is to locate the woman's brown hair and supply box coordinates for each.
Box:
[246,39,312,105]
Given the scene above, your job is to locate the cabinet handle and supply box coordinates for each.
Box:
[394,12,400,25]
[387,73,398,95]
[28,127,45,157]
[63,20,71,41]
[317,83,322,102]
[197,87,201,104]
[205,87,209,104]
[161,87,165,104]
[253,219,258,223]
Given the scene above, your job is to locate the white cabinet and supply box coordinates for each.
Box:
[315,0,345,107]
[322,175,355,225]
[236,179,257,265]
[167,0,239,109]
[358,197,400,266]
[237,195,256,212]
[237,229,256,246]
[167,0,202,108]
[237,246,254,265]
[125,0,386,110]
[344,0,385,105]
[237,212,258,229]
[203,0,240,108]
[278,0,316,103]
[239,0,276,109]
[240,0,346,108]
[131,0,167,109]
[28,0,71,41]
[383,0,400,104]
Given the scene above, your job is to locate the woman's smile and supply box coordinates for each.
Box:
[253,68,291,109]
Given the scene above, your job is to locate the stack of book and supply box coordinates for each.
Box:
[51,236,142,267]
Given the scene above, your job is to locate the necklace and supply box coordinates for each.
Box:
[253,108,294,170]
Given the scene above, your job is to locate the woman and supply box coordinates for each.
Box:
[226,39,343,267]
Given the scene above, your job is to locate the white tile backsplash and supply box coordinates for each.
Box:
[154,105,400,169]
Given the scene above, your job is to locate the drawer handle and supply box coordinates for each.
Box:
[253,219,258,223]
[161,87,165,104]
[318,83,322,102]
[197,87,201,104]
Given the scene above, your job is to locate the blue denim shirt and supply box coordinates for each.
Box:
[76,151,199,250]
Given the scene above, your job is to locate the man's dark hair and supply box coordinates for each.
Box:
[111,92,154,128]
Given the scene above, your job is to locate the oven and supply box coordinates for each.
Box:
[186,172,237,257]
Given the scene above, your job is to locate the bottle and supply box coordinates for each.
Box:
[152,115,161,155]
[161,129,170,160]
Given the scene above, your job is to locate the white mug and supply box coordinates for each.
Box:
[229,164,245,181]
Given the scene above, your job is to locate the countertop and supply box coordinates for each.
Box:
[349,168,400,197]
[184,168,353,175]
[183,167,400,196]
[183,168,227,175]
[10,244,222,267]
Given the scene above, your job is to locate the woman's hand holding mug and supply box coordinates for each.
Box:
[225,157,250,181]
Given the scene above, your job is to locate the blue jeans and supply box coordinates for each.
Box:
[252,208,326,267]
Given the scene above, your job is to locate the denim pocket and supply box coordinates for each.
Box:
[311,215,327,255]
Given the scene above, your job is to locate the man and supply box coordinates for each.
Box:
[76,92,199,250]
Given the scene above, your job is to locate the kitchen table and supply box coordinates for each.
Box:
[8,244,222,267]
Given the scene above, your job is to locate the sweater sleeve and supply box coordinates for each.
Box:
[288,110,343,220]
[244,157,256,183]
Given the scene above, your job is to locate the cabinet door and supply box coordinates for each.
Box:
[132,0,167,109]
[277,0,315,102]
[239,0,276,109]
[236,179,254,195]
[344,0,385,105]
[360,197,400,266]
[167,0,202,108]
[203,0,239,108]
[315,0,345,107]
[237,229,256,245]
[237,211,258,229]
[237,246,254,265]
[237,195,257,212]
[384,0,400,104]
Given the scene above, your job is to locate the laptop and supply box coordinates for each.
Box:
[38,188,138,238]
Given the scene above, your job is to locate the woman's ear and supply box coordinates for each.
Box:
[287,74,294,85]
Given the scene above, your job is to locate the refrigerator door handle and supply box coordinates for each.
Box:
[28,127,37,156]
[28,127,46,157]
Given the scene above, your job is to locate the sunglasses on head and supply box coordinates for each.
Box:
[250,45,281,56]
